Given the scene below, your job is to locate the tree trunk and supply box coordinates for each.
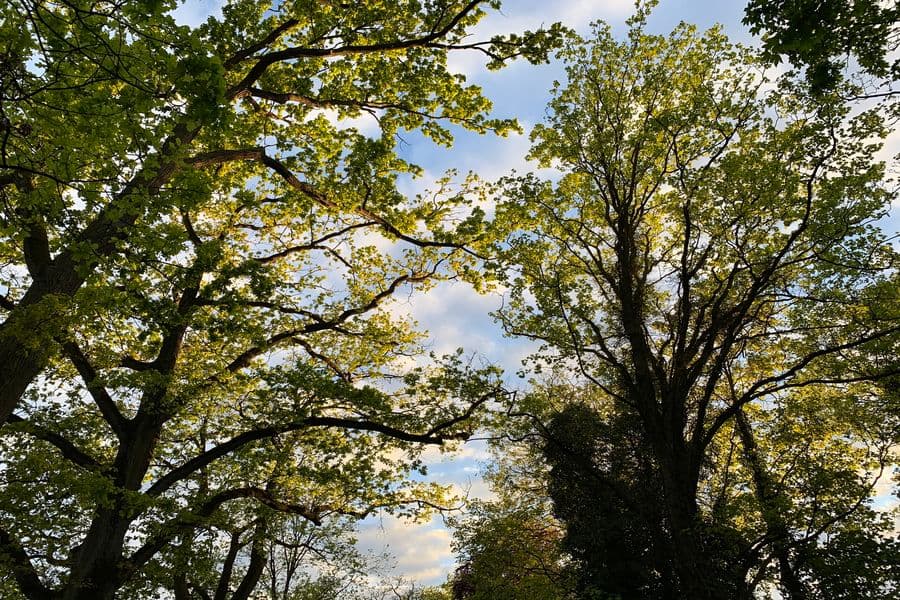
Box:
[655,441,749,599]
[735,409,808,600]
[231,533,266,600]
[61,504,132,600]
[61,416,165,600]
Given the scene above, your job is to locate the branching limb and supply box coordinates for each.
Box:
[146,408,484,498]
[224,270,432,372]
[702,325,900,448]
[125,487,323,577]
[227,1,485,97]
[187,147,483,257]
[0,524,55,600]
[6,414,103,471]
[61,341,127,437]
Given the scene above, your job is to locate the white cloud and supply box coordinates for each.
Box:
[356,516,455,585]
[447,0,634,77]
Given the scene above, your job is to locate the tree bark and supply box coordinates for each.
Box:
[61,412,166,600]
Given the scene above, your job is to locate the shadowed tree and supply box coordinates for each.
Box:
[744,0,900,92]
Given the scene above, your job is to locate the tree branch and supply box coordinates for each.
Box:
[224,18,301,67]
[0,524,55,600]
[6,414,103,471]
[146,413,473,498]
[223,270,431,372]
[125,487,323,576]
[703,324,900,448]
[61,341,127,437]
[187,147,482,257]
[227,1,485,97]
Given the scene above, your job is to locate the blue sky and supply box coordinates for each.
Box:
[172,0,900,588]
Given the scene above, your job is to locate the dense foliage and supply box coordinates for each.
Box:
[0,1,561,598]
[744,0,900,91]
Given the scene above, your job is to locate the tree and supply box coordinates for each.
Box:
[544,404,674,599]
[0,0,562,425]
[447,428,573,600]
[743,0,900,92]
[0,1,563,598]
[493,8,899,598]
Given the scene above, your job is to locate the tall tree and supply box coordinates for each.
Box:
[0,1,563,598]
[493,7,899,598]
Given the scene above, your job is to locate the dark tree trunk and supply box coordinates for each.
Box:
[231,534,266,600]
[61,415,166,600]
[62,504,132,600]
[735,410,808,600]
[652,424,750,599]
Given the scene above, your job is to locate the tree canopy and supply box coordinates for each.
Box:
[0,1,562,598]
[1,1,898,599]
[491,7,899,598]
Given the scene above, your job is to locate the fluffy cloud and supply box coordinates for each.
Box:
[171,0,223,27]
[356,516,455,585]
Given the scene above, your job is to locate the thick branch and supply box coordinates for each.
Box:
[147,414,471,498]
[6,414,103,471]
[230,531,266,600]
[61,341,127,437]
[213,531,246,600]
[224,18,301,67]
[0,525,54,600]
[227,1,484,96]
[0,121,199,427]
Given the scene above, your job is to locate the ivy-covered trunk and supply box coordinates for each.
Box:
[657,456,716,598]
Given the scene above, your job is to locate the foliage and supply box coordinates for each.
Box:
[448,438,573,600]
[544,404,671,600]
[0,1,564,598]
[744,0,900,91]
[492,9,900,599]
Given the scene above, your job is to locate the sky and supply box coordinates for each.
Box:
[171,0,900,588]
[352,2,749,586]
